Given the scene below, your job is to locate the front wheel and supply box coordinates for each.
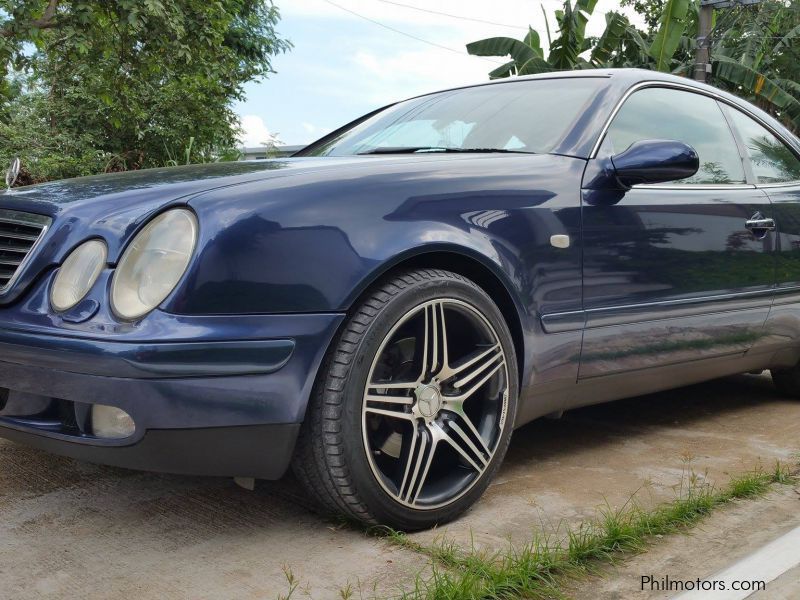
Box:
[771,364,800,397]
[292,269,518,530]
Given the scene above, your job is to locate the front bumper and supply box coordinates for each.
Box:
[0,311,344,479]
[0,421,301,479]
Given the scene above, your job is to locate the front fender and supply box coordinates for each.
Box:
[169,154,584,320]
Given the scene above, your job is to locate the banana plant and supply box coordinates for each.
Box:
[466,27,551,78]
[710,2,800,131]
[715,59,800,128]
[466,0,659,76]
[548,0,599,69]
[466,0,799,131]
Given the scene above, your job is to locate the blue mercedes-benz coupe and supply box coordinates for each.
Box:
[1,69,799,529]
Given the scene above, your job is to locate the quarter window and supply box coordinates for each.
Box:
[726,108,800,184]
[601,87,746,185]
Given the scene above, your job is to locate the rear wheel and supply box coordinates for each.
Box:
[292,269,518,530]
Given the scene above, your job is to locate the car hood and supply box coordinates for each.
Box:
[1,157,400,214]
[0,155,439,260]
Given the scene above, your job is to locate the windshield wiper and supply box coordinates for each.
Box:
[357,146,534,155]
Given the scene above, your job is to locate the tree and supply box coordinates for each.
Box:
[0,1,291,180]
[620,0,666,30]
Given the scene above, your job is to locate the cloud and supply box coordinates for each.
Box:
[238,115,278,147]
[350,48,488,105]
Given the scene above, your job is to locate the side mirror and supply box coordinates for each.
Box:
[611,139,699,188]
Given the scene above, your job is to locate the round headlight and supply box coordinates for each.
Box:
[51,240,108,312]
[111,209,198,320]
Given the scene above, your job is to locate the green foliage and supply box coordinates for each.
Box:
[716,59,800,127]
[711,2,800,131]
[467,0,651,76]
[467,0,649,76]
[649,0,691,71]
[589,12,634,67]
[621,0,666,30]
[467,31,550,77]
[467,0,800,131]
[0,0,290,182]
[0,86,110,184]
[548,0,599,69]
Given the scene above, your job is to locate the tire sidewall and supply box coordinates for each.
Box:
[337,273,519,530]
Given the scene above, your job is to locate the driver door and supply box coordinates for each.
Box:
[579,86,774,379]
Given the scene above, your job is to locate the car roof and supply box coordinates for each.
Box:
[406,68,735,109]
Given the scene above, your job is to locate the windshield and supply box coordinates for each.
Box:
[303,78,605,157]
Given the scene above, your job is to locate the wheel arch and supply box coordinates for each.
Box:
[341,248,528,388]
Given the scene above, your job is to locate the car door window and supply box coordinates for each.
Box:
[600,87,746,185]
[725,108,800,184]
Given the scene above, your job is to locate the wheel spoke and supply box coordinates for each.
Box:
[440,420,488,474]
[419,302,449,381]
[399,423,436,503]
[364,405,415,420]
[368,381,418,390]
[411,439,437,504]
[449,351,505,402]
[365,380,417,408]
[440,343,502,383]
[449,409,492,459]
[365,394,414,406]
[437,302,449,375]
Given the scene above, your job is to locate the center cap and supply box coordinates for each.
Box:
[416,384,443,418]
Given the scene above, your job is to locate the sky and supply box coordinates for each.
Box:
[234,0,645,148]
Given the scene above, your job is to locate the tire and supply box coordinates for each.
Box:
[292,268,519,530]
[771,365,800,397]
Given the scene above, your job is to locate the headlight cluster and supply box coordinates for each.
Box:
[111,209,198,320]
[50,208,198,320]
[51,240,107,312]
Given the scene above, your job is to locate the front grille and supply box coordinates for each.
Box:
[0,209,51,293]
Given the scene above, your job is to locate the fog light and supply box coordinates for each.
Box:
[91,405,135,439]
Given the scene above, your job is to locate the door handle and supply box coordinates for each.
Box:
[745,218,776,230]
[745,213,776,233]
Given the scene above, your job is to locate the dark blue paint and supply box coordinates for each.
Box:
[1,69,800,478]
[610,139,699,188]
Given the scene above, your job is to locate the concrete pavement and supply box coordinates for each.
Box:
[1,373,798,598]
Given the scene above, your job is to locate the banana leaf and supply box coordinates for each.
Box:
[466,36,538,66]
[488,60,517,79]
[590,12,631,67]
[773,23,800,57]
[714,58,800,129]
[649,0,690,72]
[548,0,599,70]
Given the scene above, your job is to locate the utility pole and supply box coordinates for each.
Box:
[695,1,715,82]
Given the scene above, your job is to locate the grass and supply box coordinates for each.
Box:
[378,461,796,600]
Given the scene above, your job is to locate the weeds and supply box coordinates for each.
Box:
[386,463,795,599]
[277,565,300,600]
